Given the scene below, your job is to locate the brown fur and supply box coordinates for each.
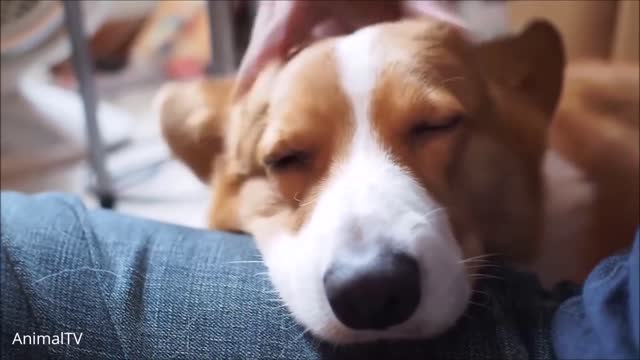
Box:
[156,20,637,283]
[256,40,354,231]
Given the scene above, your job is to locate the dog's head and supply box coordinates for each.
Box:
[156,19,564,343]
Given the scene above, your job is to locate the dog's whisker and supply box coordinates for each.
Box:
[278,328,311,359]
[299,199,315,207]
[294,191,318,208]
[462,313,475,321]
[469,274,504,281]
[472,289,490,294]
[462,253,501,260]
[425,207,446,217]
[301,194,319,208]
[468,300,492,311]
[465,264,503,270]
[226,260,265,265]
[459,253,501,264]
[284,321,302,331]
[461,261,492,266]
[471,289,491,298]
[278,314,296,324]
[439,76,466,86]
[469,273,504,279]
[266,298,285,303]
[421,207,448,227]
[270,303,289,310]
[460,258,491,264]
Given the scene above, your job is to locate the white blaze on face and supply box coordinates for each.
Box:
[262,27,471,343]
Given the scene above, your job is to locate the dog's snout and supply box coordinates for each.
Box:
[323,251,421,330]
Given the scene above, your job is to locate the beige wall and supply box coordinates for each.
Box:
[508,0,638,62]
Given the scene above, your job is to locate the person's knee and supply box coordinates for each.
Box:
[552,229,640,359]
[1,192,91,247]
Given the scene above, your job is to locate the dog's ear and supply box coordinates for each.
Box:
[462,21,564,263]
[154,78,234,182]
[473,20,565,120]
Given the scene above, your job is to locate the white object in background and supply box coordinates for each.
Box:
[0,66,132,177]
[19,66,132,152]
[0,0,131,181]
[458,0,508,42]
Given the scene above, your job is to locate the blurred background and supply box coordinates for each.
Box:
[1,0,637,228]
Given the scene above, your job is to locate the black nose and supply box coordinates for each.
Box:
[323,251,421,330]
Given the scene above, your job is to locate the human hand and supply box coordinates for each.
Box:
[234,0,464,98]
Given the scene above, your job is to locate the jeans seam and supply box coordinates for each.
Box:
[58,197,129,360]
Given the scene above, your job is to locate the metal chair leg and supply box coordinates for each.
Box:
[62,0,115,208]
[206,0,236,75]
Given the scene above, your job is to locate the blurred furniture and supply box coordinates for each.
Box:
[1,0,241,208]
[62,0,238,208]
[206,0,236,74]
[63,0,115,207]
[1,0,131,198]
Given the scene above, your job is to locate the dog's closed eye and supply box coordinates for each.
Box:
[409,114,463,139]
[264,150,311,172]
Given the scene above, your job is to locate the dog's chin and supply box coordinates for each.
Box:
[260,227,474,345]
[290,294,472,345]
[267,265,473,345]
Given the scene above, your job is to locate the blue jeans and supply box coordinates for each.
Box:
[552,229,640,359]
[1,192,638,359]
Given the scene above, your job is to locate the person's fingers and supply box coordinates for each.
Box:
[234,1,288,97]
[234,19,289,99]
[310,18,352,41]
[234,1,327,98]
[235,0,466,98]
[326,0,402,30]
[236,1,394,97]
[235,1,399,97]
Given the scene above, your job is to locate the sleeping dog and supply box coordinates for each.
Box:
[154,19,638,343]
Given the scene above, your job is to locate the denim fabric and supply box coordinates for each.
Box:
[2,192,570,359]
[552,231,640,360]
